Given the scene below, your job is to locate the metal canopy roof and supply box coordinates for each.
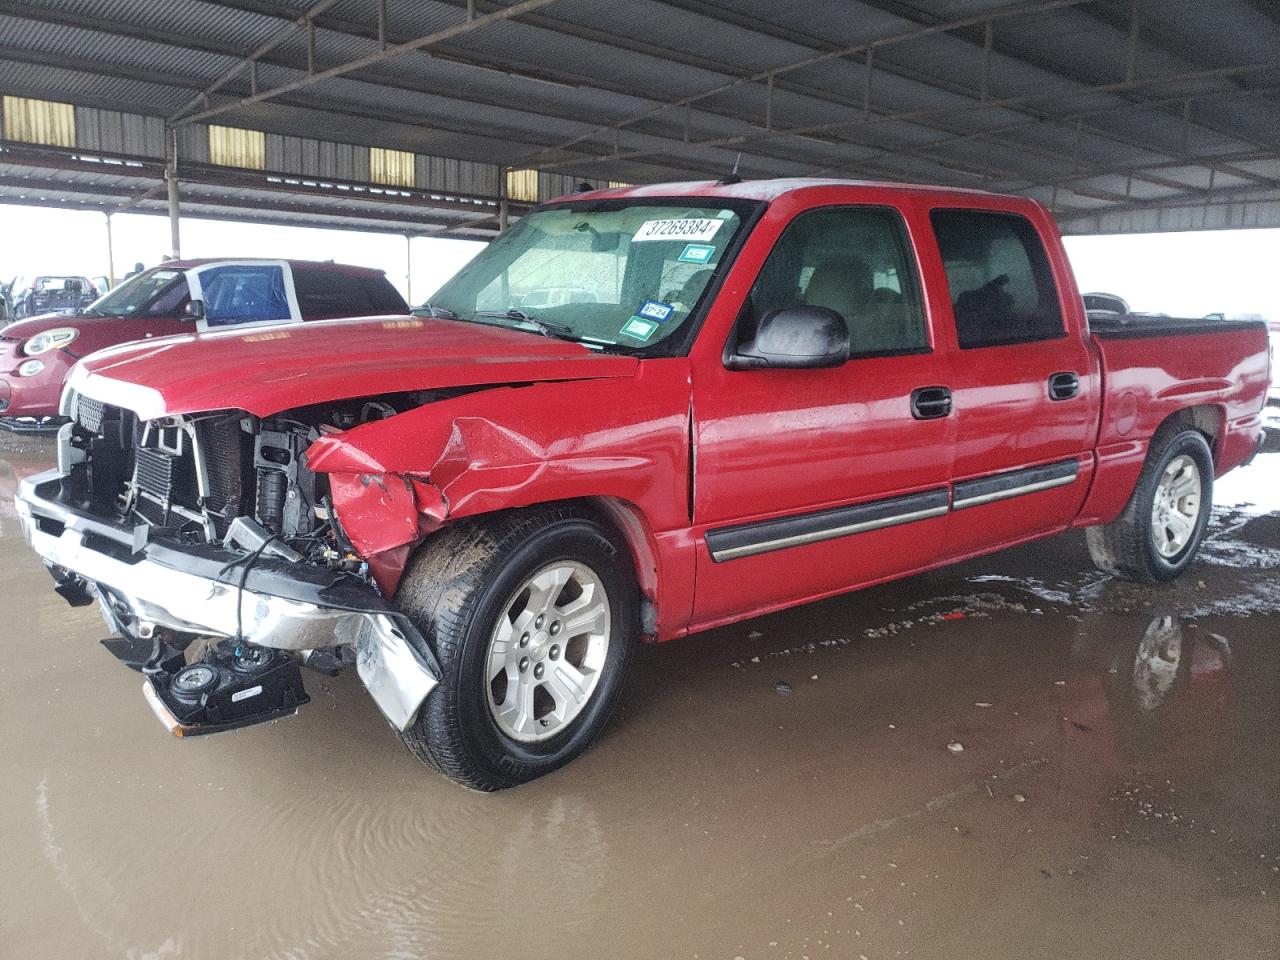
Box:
[0,0,1277,235]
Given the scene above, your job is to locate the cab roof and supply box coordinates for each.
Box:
[550,176,1003,205]
[152,258,387,277]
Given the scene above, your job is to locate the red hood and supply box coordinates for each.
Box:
[67,315,639,419]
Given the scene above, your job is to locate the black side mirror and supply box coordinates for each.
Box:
[727,306,850,370]
[181,299,205,321]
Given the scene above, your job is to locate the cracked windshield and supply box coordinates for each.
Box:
[425,202,751,348]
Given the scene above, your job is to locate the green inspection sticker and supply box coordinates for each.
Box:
[677,243,716,264]
[620,316,659,341]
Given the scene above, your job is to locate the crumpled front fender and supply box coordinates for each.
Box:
[325,471,447,595]
[305,374,691,615]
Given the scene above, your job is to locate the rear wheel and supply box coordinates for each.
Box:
[395,506,636,791]
[1086,428,1214,583]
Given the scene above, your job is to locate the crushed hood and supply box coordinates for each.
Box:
[66,314,639,419]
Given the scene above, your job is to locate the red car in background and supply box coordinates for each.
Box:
[0,258,407,427]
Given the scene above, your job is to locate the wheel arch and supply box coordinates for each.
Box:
[1076,402,1222,529]
[1154,403,1223,463]
[430,495,664,642]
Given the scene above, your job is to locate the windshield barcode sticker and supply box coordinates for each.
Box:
[620,316,659,341]
[632,218,724,243]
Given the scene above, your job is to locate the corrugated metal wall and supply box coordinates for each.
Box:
[506,168,538,203]
[538,171,579,202]
[208,125,265,169]
[370,146,415,187]
[2,95,75,147]
[416,154,500,196]
[175,122,210,164]
[3,101,542,204]
[75,107,165,157]
[1060,190,1280,235]
[265,133,369,181]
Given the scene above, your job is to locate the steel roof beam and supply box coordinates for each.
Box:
[4,0,1236,197]
[504,0,1274,184]
[808,81,1280,192]
[213,0,1272,191]
[518,0,1097,164]
[533,60,1275,169]
[171,0,562,125]
[169,0,344,121]
[0,4,826,181]
[204,0,1125,183]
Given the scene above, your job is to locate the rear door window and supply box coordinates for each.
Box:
[293,269,373,317]
[361,275,409,313]
[929,209,1064,349]
[292,269,408,317]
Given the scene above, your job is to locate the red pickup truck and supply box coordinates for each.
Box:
[15,179,1269,790]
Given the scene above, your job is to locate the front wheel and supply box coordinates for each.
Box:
[1086,428,1214,583]
[395,506,637,791]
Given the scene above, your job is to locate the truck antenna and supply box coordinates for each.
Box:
[717,153,743,186]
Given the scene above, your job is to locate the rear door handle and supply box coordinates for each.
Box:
[1048,371,1080,401]
[911,386,952,420]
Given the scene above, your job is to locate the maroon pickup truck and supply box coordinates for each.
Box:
[15,179,1269,790]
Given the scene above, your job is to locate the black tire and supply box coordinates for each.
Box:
[1086,427,1214,583]
[395,505,637,791]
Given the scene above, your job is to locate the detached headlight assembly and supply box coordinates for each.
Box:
[23,327,79,355]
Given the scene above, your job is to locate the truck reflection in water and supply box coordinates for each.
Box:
[1075,610,1240,759]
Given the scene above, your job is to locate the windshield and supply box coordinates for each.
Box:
[87,268,188,318]
[426,199,757,350]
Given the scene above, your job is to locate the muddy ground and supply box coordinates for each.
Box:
[1,419,1277,960]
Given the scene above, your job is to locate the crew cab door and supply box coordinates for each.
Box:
[689,202,955,628]
[924,206,1098,558]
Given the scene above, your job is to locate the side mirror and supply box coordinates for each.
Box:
[727,306,850,370]
[181,299,205,321]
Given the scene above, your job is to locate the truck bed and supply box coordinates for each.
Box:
[1076,314,1270,528]
[1088,315,1269,341]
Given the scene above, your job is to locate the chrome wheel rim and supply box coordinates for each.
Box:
[485,561,611,743]
[1151,454,1202,558]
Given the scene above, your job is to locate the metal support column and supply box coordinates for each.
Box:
[166,127,181,258]
[498,168,510,233]
[104,212,116,288]
[405,233,413,304]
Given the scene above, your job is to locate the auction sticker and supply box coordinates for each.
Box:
[636,299,674,322]
[620,316,659,341]
[677,243,716,264]
[632,218,724,243]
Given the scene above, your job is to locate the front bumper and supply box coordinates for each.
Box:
[15,469,439,730]
[0,345,73,418]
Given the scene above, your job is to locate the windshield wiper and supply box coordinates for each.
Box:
[472,309,579,342]
[413,302,458,319]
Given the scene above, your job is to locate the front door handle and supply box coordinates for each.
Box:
[1048,371,1080,401]
[911,386,952,420]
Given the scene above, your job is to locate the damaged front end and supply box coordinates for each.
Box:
[15,391,443,735]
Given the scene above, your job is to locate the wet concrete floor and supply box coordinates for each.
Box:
[1,420,1277,960]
